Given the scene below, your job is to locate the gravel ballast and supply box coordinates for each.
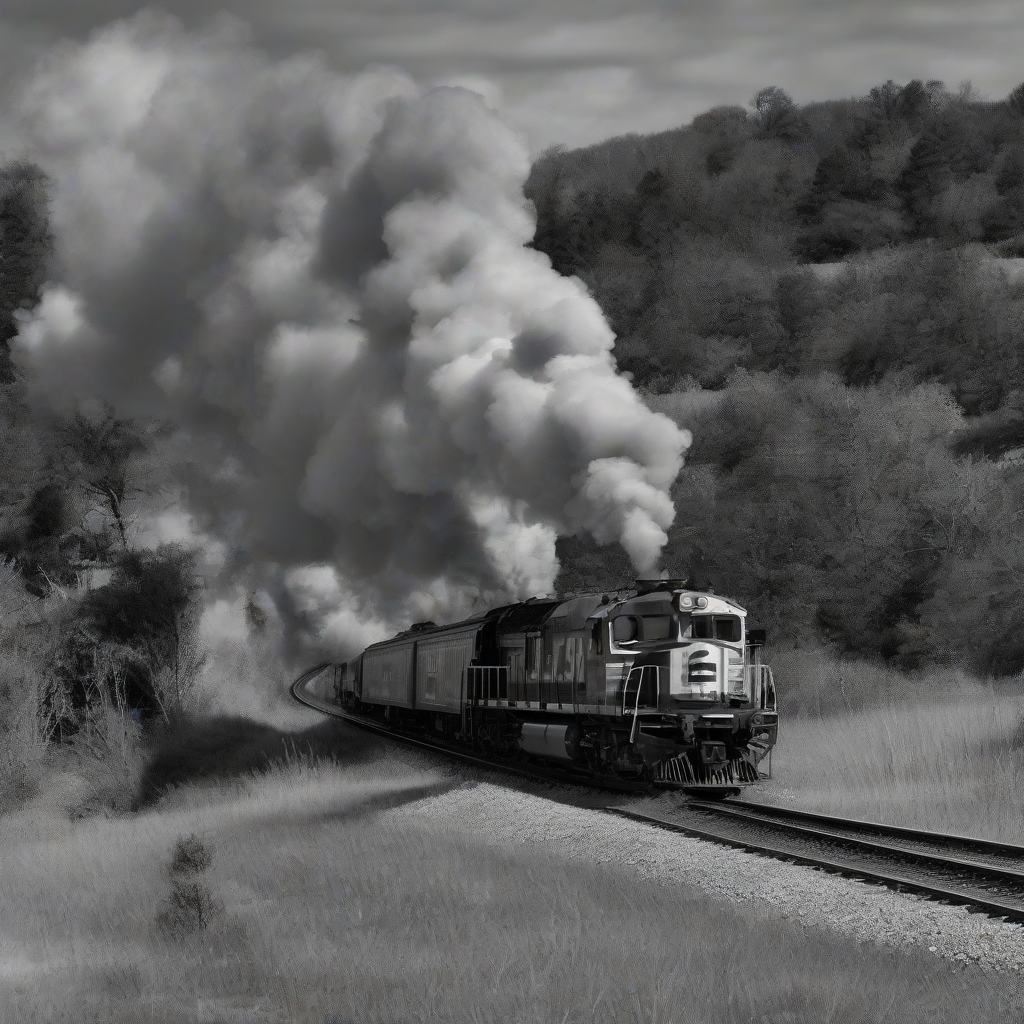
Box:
[395,780,1024,974]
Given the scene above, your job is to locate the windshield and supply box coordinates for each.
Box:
[612,613,679,644]
[686,615,741,643]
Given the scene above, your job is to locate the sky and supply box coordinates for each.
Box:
[2,0,1024,154]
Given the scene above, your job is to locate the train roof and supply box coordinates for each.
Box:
[490,598,562,635]
[363,581,747,653]
[363,611,489,650]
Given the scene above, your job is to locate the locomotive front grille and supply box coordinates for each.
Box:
[658,753,697,784]
[655,755,758,787]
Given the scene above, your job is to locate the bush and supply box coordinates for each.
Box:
[169,833,214,876]
[156,834,222,937]
[36,544,205,741]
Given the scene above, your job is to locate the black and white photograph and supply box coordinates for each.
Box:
[1,2,1024,1021]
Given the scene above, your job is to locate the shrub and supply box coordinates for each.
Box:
[156,878,222,937]
[169,833,214,876]
[156,834,222,937]
[36,544,205,741]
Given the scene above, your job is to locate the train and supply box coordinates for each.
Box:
[322,577,778,792]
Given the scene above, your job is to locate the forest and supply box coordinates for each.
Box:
[4,77,1024,763]
[538,79,1024,677]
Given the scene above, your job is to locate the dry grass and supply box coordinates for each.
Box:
[756,647,1024,841]
[1,756,1021,1024]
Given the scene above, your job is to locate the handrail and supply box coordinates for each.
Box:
[466,664,509,702]
[759,665,777,711]
[625,665,660,744]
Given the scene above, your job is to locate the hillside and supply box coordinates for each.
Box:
[541,80,1024,674]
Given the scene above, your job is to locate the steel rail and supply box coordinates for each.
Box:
[686,800,1024,887]
[723,797,1024,861]
[607,806,1024,924]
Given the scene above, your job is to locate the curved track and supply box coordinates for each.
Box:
[293,665,1024,923]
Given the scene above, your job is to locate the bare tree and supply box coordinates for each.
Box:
[60,405,152,551]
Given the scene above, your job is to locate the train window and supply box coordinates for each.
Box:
[691,616,712,639]
[691,615,741,641]
[641,615,673,640]
[714,616,740,642]
[612,615,639,643]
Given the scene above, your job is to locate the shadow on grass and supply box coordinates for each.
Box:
[136,716,386,808]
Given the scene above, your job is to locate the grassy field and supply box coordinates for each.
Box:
[754,647,1024,841]
[1,739,1022,1024]
[3,643,1023,1022]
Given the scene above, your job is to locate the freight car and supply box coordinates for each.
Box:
[326,578,778,792]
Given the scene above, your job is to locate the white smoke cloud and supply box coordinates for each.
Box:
[12,11,690,654]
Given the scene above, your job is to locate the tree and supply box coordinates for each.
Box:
[749,87,805,143]
[691,105,751,176]
[59,405,153,551]
[798,146,884,220]
[1007,82,1024,119]
[897,80,931,125]
[869,80,904,122]
[897,122,957,231]
[39,545,206,739]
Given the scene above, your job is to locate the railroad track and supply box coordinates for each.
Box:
[294,665,1024,924]
[607,802,1024,924]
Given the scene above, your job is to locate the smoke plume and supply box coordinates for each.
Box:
[12,12,690,654]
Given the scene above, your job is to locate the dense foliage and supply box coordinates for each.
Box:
[543,79,1024,675]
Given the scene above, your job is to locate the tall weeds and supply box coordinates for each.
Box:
[759,645,1024,840]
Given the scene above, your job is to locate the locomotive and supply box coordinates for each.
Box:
[325,578,778,792]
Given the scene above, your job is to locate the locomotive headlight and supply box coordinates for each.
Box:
[751,712,764,727]
[695,596,709,609]
[678,595,694,609]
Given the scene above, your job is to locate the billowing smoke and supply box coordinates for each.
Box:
[12,12,690,655]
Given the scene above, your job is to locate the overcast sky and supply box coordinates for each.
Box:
[2,0,1023,153]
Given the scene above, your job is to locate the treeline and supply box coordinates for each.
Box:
[527,79,1024,393]
[544,80,1024,676]
[0,165,203,744]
